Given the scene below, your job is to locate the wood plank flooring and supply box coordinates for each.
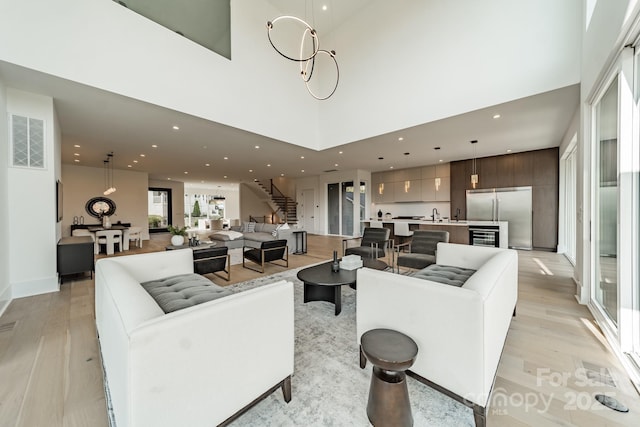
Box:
[0,235,639,426]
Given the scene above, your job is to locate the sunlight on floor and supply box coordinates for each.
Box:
[533,257,554,276]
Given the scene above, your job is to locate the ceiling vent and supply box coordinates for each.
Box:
[323,169,338,173]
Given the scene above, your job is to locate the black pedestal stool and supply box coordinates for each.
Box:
[360,328,419,427]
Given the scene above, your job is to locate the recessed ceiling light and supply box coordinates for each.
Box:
[322,5,327,11]
[173,125,180,130]
[74,153,80,156]
[184,171,188,174]
[493,114,501,119]
[507,149,512,153]
[300,156,305,159]
[140,154,146,157]
[404,152,410,156]
[334,163,338,167]
[201,180,205,183]
[301,169,305,173]
[205,163,210,166]
[398,137,404,141]
[281,173,284,177]
[249,169,253,172]
[128,164,132,167]
[434,147,441,150]
[74,159,80,162]
[439,159,443,162]
[223,156,228,160]
[133,160,138,163]
[73,144,80,148]
[378,157,384,160]
[253,178,258,182]
[267,164,271,167]
[389,166,394,169]
[167,177,172,180]
[152,144,158,148]
[255,145,260,149]
[224,175,228,179]
[338,151,343,154]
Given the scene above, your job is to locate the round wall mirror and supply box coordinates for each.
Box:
[85,197,117,218]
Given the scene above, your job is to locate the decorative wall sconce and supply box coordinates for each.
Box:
[266,14,339,100]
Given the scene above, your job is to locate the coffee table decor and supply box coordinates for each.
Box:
[339,254,363,270]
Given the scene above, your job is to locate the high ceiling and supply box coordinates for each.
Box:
[0,1,580,187]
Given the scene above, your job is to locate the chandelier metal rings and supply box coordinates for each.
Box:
[267,15,339,100]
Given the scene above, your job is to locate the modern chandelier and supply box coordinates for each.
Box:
[103,152,116,195]
[266,13,339,100]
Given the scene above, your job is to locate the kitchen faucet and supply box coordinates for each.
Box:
[454,208,461,222]
[431,208,439,222]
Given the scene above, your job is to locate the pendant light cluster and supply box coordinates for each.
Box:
[470,140,479,189]
[103,152,116,195]
[266,12,339,100]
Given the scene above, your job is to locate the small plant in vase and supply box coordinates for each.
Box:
[168,224,188,246]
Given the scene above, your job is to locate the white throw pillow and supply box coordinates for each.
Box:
[243,222,256,233]
[279,223,290,230]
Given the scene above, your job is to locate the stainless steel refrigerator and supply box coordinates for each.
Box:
[466,187,532,249]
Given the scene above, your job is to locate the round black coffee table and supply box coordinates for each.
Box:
[297,258,387,315]
[361,328,418,427]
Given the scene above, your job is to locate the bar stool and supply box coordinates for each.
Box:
[394,222,414,248]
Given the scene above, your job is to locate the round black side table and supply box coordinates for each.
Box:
[361,328,419,427]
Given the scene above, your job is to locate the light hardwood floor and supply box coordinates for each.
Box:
[0,235,639,426]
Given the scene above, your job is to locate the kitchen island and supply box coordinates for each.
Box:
[362,219,508,248]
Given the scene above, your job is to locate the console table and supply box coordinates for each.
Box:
[57,236,94,283]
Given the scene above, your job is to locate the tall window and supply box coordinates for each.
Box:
[148,188,172,232]
[327,181,366,236]
[594,76,619,325]
[563,145,577,264]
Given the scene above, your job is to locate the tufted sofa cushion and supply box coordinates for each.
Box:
[141,273,232,313]
[411,264,476,287]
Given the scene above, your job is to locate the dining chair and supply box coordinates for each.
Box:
[96,229,122,255]
[128,226,142,248]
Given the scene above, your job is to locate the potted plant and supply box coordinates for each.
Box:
[168,224,188,246]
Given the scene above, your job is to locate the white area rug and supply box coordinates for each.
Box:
[222,267,474,426]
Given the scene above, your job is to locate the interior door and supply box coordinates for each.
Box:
[302,189,315,233]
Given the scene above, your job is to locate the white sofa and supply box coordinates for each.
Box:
[209,222,297,253]
[95,249,294,427]
[356,243,518,427]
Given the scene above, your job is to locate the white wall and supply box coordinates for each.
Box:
[0,79,10,314]
[0,0,580,151]
[320,0,582,146]
[7,89,59,298]
[0,0,318,149]
[62,165,150,239]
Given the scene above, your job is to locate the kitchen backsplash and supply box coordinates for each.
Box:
[372,202,451,220]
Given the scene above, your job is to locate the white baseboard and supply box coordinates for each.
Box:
[11,275,59,299]
[0,285,11,318]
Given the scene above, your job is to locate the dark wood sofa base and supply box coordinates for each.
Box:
[218,375,292,427]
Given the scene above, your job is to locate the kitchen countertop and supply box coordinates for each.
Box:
[363,219,507,227]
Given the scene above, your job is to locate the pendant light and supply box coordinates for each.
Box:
[103,152,116,195]
[470,140,478,189]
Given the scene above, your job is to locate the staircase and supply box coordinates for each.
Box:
[256,180,298,225]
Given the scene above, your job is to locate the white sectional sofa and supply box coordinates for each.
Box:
[95,249,294,427]
[356,243,518,427]
[209,222,297,253]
